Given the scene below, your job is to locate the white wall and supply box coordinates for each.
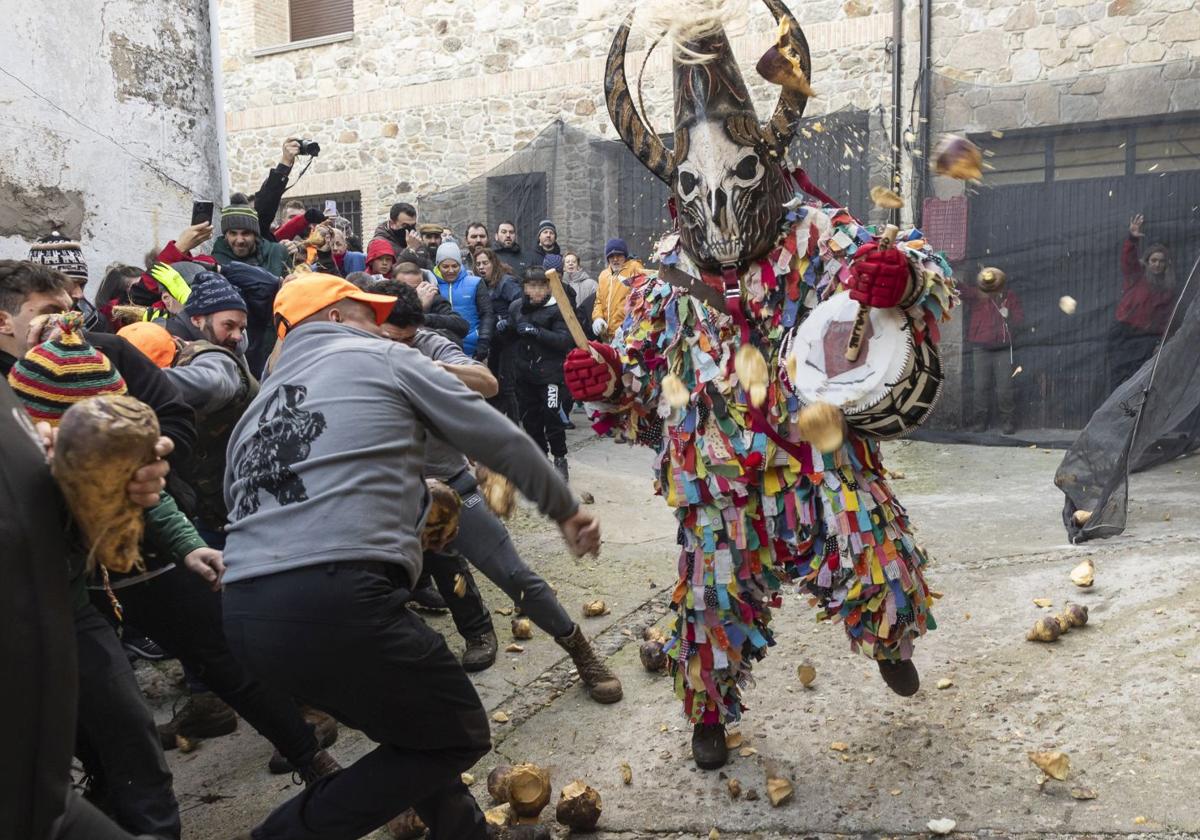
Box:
[0,0,223,293]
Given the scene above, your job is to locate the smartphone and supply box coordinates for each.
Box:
[191,200,215,227]
[323,199,338,217]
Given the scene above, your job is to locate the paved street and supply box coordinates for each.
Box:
[158,429,1200,839]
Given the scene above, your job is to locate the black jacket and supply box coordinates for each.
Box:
[0,379,80,840]
[255,162,292,243]
[426,293,470,346]
[504,291,575,386]
[493,241,529,278]
[372,221,407,255]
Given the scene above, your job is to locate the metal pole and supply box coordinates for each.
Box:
[916,0,933,227]
[890,0,904,227]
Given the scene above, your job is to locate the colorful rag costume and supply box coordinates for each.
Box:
[568,0,959,730]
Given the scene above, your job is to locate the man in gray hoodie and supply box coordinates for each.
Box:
[221,273,599,840]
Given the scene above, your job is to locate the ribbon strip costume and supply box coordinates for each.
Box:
[565,0,958,769]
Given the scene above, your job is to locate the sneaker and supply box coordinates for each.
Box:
[122,631,170,662]
[461,631,498,672]
[268,707,340,774]
[408,581,448,613]
[553,456,569,483]
[158,692,238,750]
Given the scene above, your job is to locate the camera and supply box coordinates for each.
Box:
[298,140,321,157]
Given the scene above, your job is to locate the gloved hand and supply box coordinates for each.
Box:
[591,317,608,336]
[474,346,490,362]
[517,322,539,337]
[849,243,913,309]
[150,262,191,305]
[564,342,621,401]
[495,317,509,333]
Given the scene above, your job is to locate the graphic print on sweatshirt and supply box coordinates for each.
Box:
[233,384,327,518]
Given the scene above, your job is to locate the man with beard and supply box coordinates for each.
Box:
[212,202,290,278]
[163,271,247,353]
[463,221,489,271]
[533,219,561,266]
[493,220,528,277]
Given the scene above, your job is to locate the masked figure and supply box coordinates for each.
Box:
[565,0,959,769]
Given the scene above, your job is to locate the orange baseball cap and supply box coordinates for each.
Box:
[273,273,397,339]
[117,321,177,368]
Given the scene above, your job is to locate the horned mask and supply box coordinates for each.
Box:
[605,1,812,273]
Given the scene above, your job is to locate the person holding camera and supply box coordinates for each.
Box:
[253,138,320,245]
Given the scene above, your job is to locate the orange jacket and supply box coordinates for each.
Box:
[591,259,645,341]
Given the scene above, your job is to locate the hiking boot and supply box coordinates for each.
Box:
[877,658,920,697]
[121,630,170,662]
[268,707,340,774]
[158,692,238,750]
[386,808,426,839]
[294,749,341,787]
[555,624,622,703]
[691,722,728,769]
[409,581,448,613]
[462,631,498,672]
[553,456,569,483]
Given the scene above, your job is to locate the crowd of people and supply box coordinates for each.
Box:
[2,136,637,840]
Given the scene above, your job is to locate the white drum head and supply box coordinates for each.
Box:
[785,292,913,413]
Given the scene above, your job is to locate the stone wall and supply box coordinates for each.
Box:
[219,0,901,237]
[0,0,223,293]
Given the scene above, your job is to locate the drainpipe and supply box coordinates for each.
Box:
[209,0,231,204]
[890,0,903,227]
[915,0,933,227]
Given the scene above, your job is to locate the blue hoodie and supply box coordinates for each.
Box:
[434,265,493,356]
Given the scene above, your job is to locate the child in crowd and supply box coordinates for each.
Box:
[503,268,575,481]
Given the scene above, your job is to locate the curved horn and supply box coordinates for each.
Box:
[605,12,675,185]
[760,0,812,155]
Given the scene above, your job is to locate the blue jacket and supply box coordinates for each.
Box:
[435,266,494,357]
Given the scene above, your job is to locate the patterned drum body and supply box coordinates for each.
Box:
[782,291,943,439]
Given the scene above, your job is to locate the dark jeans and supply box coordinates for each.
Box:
[1107,320,1161,391]
[970,344,1016,430]
[451,487,574,639]
[75,605,180,839]
[516,378,567,457]
[487,347,519,422]
[90,565,318,767]
[223,563,491,840]
[425,551,494,638]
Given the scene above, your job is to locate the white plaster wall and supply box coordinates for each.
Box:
[0,0,223,294]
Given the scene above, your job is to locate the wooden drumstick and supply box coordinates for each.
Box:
[845,223,900,362]
[545,268,601,362]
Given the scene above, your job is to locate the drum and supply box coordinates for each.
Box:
[780,292,943,439]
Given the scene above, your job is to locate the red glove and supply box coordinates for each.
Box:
[564,342,621,401]
[849,242,913,309]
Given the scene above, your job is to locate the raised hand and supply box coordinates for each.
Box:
[1129,214,1145,238]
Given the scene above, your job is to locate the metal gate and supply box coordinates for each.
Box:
[965,115,1200,430]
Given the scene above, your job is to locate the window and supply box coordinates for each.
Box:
[289,0,353,43]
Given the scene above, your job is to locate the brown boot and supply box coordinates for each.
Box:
[386,808,426,839]
[555,624,622,703]
[269,706,340,774]
[158,692,238,750]
[294,749,341,787]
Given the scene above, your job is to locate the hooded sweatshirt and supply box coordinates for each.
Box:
[222,321,577,587]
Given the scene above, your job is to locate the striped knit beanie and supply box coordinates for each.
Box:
[7,313,127,426]
[28,230,88,282]
[221,203,261,236]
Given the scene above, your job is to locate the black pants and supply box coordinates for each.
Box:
[1106,320,1162,391]
[488,346,519,422]
[90,565,318,767]
[425,551,494,639]
[970,344,1016,430]
[75,606,180,839]
[50,789,157,840]
[516,379,567,458]
[223,563,491,840]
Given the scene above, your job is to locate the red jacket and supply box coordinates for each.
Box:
[963,284,1023,346]
[1116,236,1176,335]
